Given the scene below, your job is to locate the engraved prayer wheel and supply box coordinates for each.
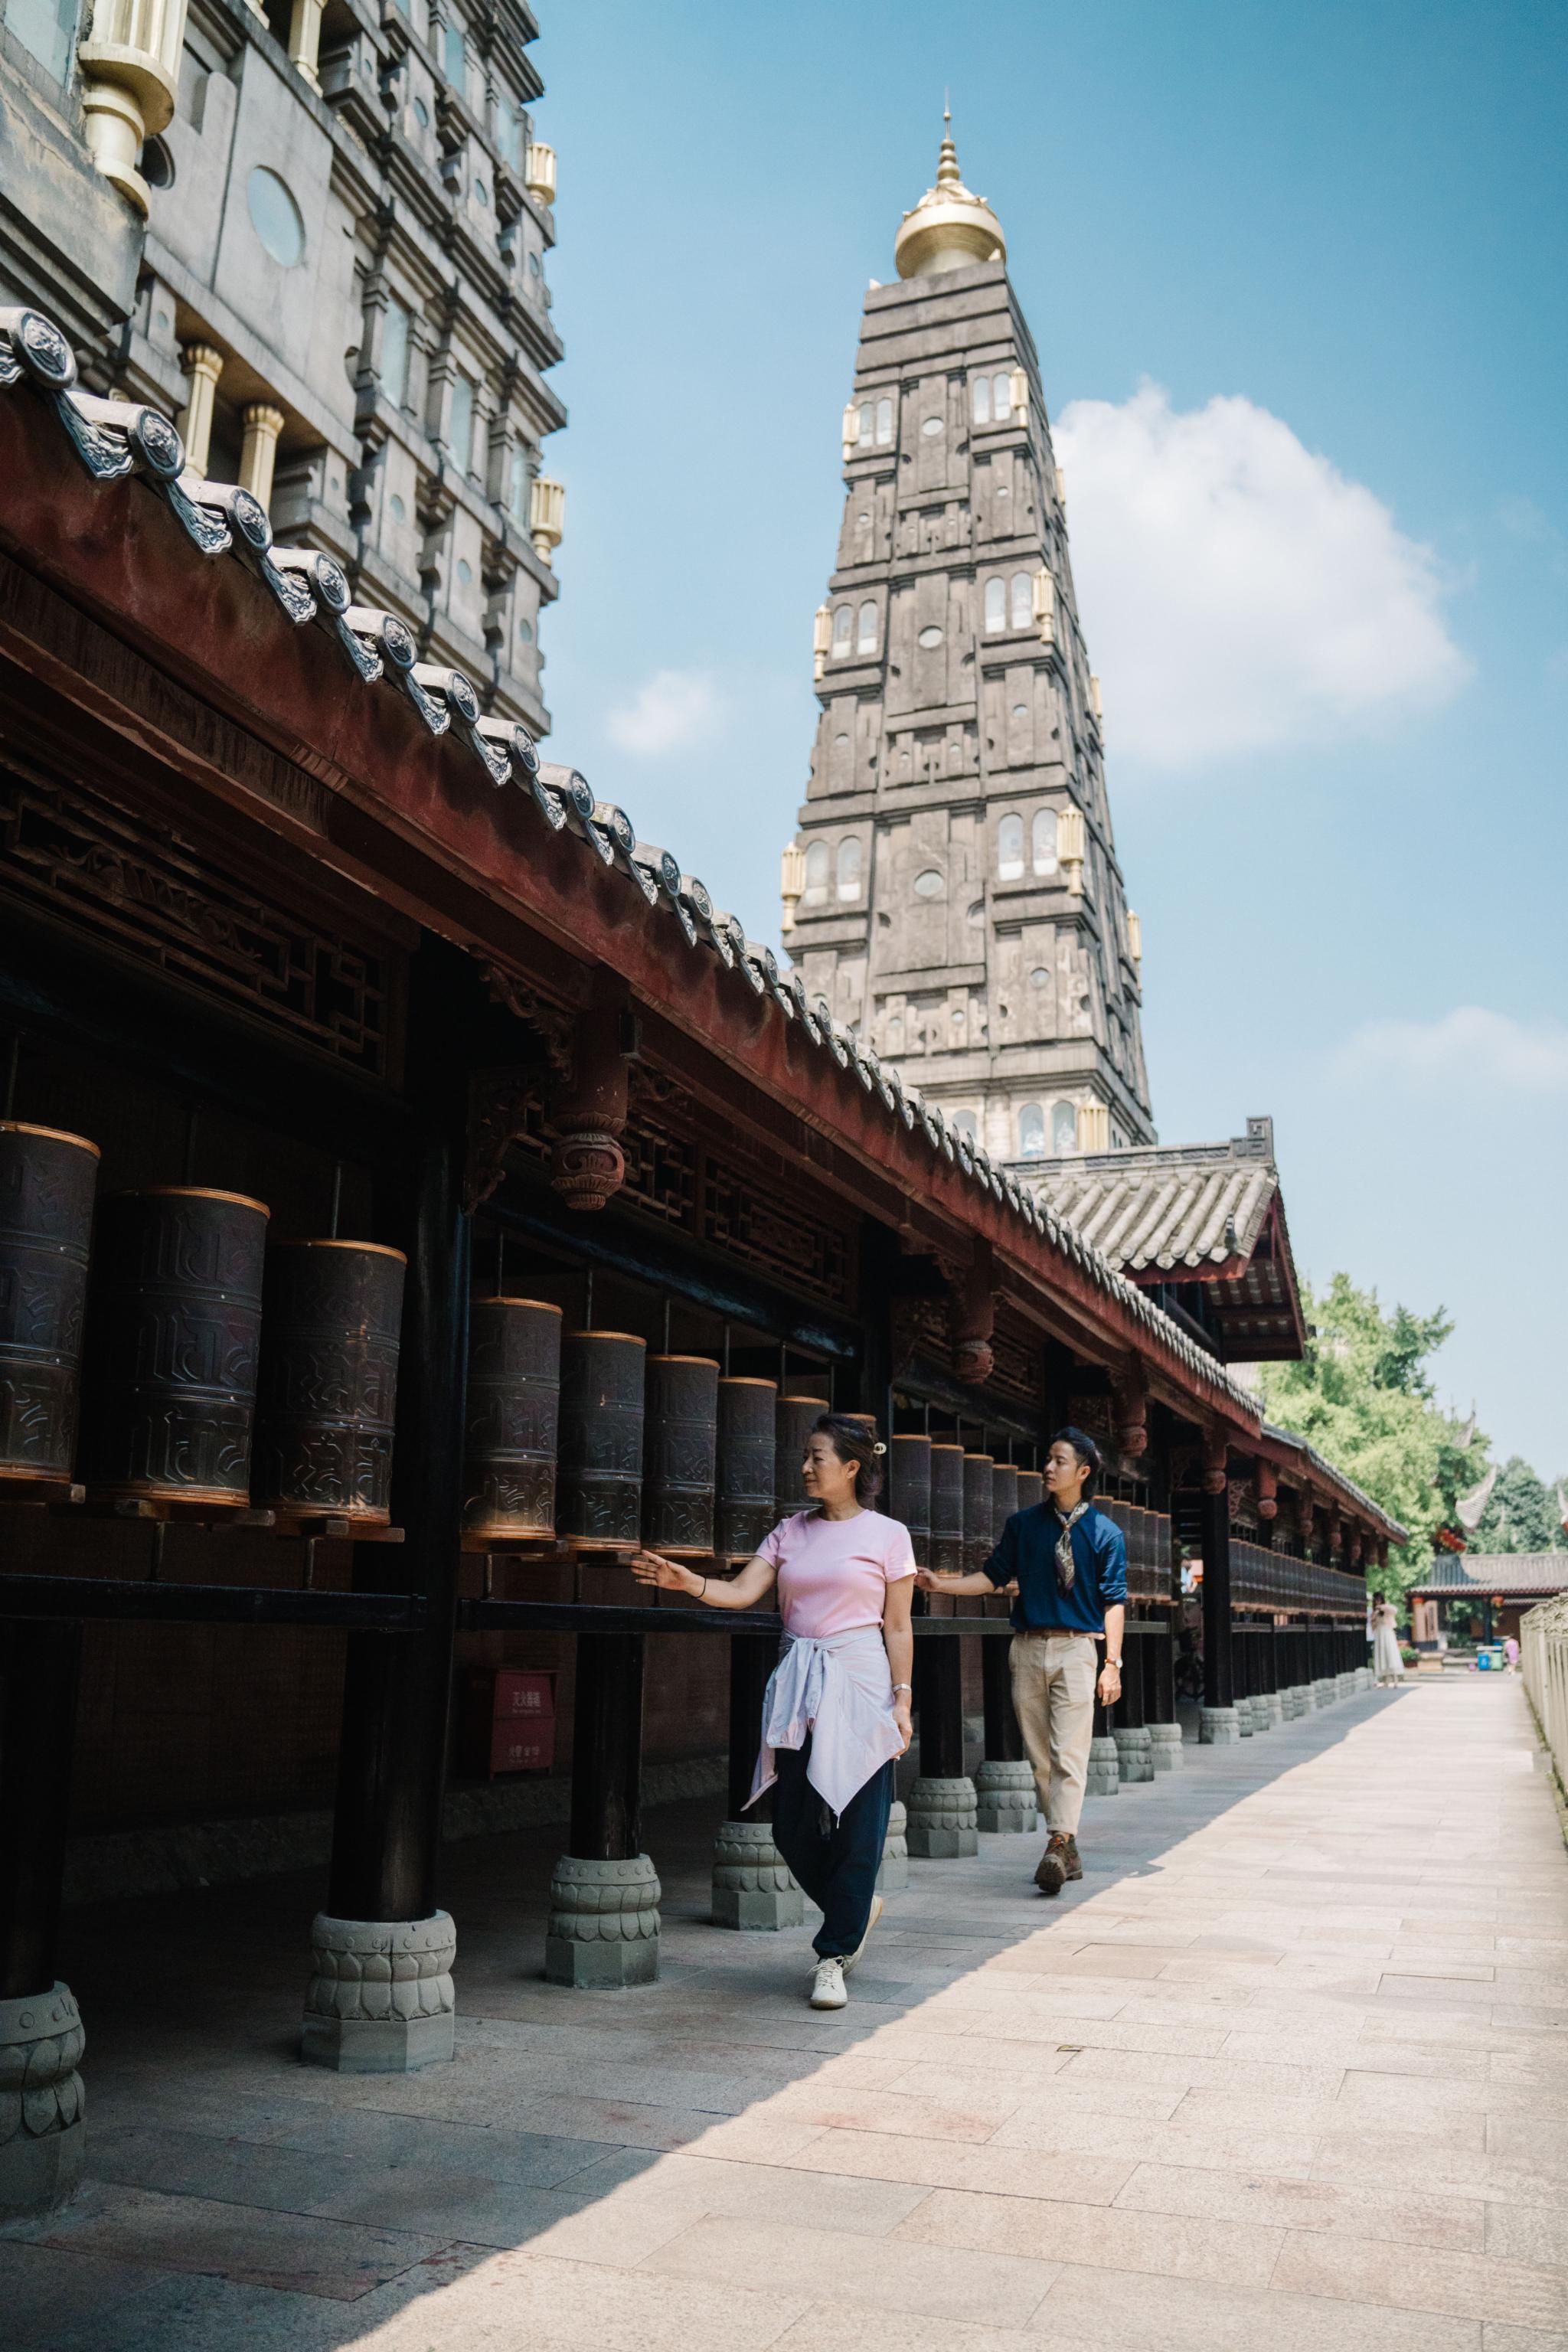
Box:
[643,1354,719,1556]
[962,1452,995,1576]
[774,1393,826,1518]
[1016,1468,1044,1514]
[557,1330,645,1547]
[0,1121,100,1485]
[888,1433,931,1567]
[253,1241,406,1523]
[991,1461,1019,1535]
[929,1442,965,1576]
[87,1187,270,1504]
[715,1375,776,1560]
[462,1295,563,1540]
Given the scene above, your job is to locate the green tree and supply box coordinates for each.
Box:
[1259,1273,1488,1596]
[1472,1455,1566,1554]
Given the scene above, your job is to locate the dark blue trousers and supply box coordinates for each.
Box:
[771,1733,893,1959]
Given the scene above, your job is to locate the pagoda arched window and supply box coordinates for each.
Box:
[857,600,878,654]
[804,841,830,905]
[1018,1102,1045,1156]
[1011,571,1032,629]
[1051,1100,1077,1152]
[998,814,1024,880]
[1032,808,1059,874]
[837,837,862,900]
[972,375,991,426]
[875,397,893,444]
[983,577,1007,633]
[831,605,853,657]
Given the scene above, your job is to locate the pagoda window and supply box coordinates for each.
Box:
[972,375,991,426]
[1010,570,1032,629]
[448,372,475,472]
[380,295,412,407]
[831,604,853,656]
[837,836,863,900]
[858,401,875,444]
[804,841,830,905]
[951,1109,978,1142]
[983,577,1007,633]
[6,0,77,77]
[994,372,1013,419]
[1018,1102,1046,1157]
[998,814,1024,880]
[856,600,877,654]
[1032,808,1058,874]
[1051,1100,1077,1152]
[875,397,893,444]
[443,14,467,87]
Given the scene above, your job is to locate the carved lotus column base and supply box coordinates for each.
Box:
[905,1776,978,1857]
[1086,1734,1121,1795]
[1258,1693,1283,1730]
[0,1984,84,2217]
[1335,1672,1356,1703]
[1199,1706,1241,1746]
[975,1759,1037,1834]
[1356,1666,1374,1692]
[1148,1723,1184,1772]
[1312,1678,1338,1710]
[711,1820,802,1931]
[1112,1726,1154,1782]
[302,1912,456,2072]
[546,1854,660,1988]
[876,1799,909,1893]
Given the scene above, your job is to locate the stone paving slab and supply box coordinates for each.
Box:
[5,1677,1568,2350]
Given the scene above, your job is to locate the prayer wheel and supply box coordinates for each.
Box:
[642,1354,718,1555]
[253,1240,407,1523]
[929,1442,965,1575]
[1016,1468,1044,1514]
[557,1330,645,1547]
[715,1375,776,1559]
[991,1461,1019,1534]
[0,1121,100,1485]
[887,1433,931,1566]
[87,1187,270,1504]
[462,1296,563,1540]
[774,1393,825,1519]
[963,1452,995,1575]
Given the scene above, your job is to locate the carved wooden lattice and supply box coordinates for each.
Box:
[0,762,398,1080]
[702,1158,852,1306]
[988,1320,1040,1406]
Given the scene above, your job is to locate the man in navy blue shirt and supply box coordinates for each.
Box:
[918,1427,1126,1895]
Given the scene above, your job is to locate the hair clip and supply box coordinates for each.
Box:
[873,1441,887,1455]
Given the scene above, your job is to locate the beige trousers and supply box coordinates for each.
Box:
[1009,1631,1099,1834]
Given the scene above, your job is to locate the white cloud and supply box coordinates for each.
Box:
[604,668,721,758]
[1053,384,1469,769]
[1333,1007,1568,1093]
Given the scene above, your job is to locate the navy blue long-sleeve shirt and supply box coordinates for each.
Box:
[982,1502,1128,1634]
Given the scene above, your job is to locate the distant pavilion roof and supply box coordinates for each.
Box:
[1410,1553,1568,1599]
[1028,1118,1305,1361]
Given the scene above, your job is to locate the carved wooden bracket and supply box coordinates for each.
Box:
[1256,1459,1279,1521]
[1202,1424,1230,1496]
[484,961,574,1076]
[1111,1354,1148,1461]
[949,1243,996,1387]
[544,979,638,1213]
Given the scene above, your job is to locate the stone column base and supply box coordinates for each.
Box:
[1086,1734,1120,1795]
[1335,1672,1355,1702]
[546,1854,661,1988]
[1111,1726,1153,1783]
[1258,1693,1283,1730]
[302,1913,456,2072]
[975,1759,1037,1834]
[1200,1706,1241,1746]
[1312,1677,1337,1710]
[1148,1722,1184,1772]
[711,1819,803,1931]
[1235,1697,1256,1736]
[877,1799,909,1892]
[1279,1686,1304,1720]
[1355,1666,1373,1692]
[0,1984,84,2217]
[906,1776,978,1857]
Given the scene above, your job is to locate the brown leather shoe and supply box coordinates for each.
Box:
[1034,1831,1081,1895]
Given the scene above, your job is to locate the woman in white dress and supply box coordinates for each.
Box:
[1370,1592,1404,1686]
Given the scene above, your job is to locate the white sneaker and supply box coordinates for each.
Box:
[843,1894,883,1975]
[808,1956,848,2010]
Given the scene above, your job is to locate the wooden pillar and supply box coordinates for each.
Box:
[1200,1430,1238,1740]
[546,1631,660,1983]
[0,1621,86,2214]
[976,1629,1034,1832]
[907,1633,978,1856]
[981,1632,1023,1763]
[306,941,472,2071]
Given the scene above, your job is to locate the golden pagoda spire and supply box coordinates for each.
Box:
[894,108,1007,279]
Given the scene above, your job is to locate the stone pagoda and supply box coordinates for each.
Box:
[781,117,1152,1166]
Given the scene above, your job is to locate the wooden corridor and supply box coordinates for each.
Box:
[3,1675,1566,2350]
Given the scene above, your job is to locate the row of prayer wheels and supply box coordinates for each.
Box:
[0,1121,405,1521]
[463,1303,837,1556]
[1098,1498,1176,1600]
[885,1436,1043,1573]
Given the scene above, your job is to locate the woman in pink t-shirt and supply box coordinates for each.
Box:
[632,1413,915,2011]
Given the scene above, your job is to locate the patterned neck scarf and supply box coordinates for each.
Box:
[1054,1501,1090,1592]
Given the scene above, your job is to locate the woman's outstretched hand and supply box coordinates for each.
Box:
[629,1549,696,1592]
[915,1568,957,1592]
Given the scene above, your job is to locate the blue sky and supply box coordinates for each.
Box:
[533,2,1568,1475]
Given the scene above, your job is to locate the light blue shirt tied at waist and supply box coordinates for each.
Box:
[745,1625,902,1821]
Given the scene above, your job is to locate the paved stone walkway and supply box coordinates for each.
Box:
[5,1675,1567,2350]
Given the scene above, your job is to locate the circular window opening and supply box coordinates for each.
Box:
[1012,703,1028,718]
[389,493,407,522]
[1030,966,1050,988]
[518,618,534,641]
[949,1005,965,1024]
[142,135,175,191]
[413,96,430,127]
[457,557,474,586]
[912,868,943,899]
[834,732,849,747]
[475,178,489,205]
[920,416,943,437]
[247,166,305,267]
[528,252,541,276]
[966,900,984,924]
[917,625,944,648]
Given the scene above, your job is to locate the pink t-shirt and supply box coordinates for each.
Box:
[758,1508,916,1636]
